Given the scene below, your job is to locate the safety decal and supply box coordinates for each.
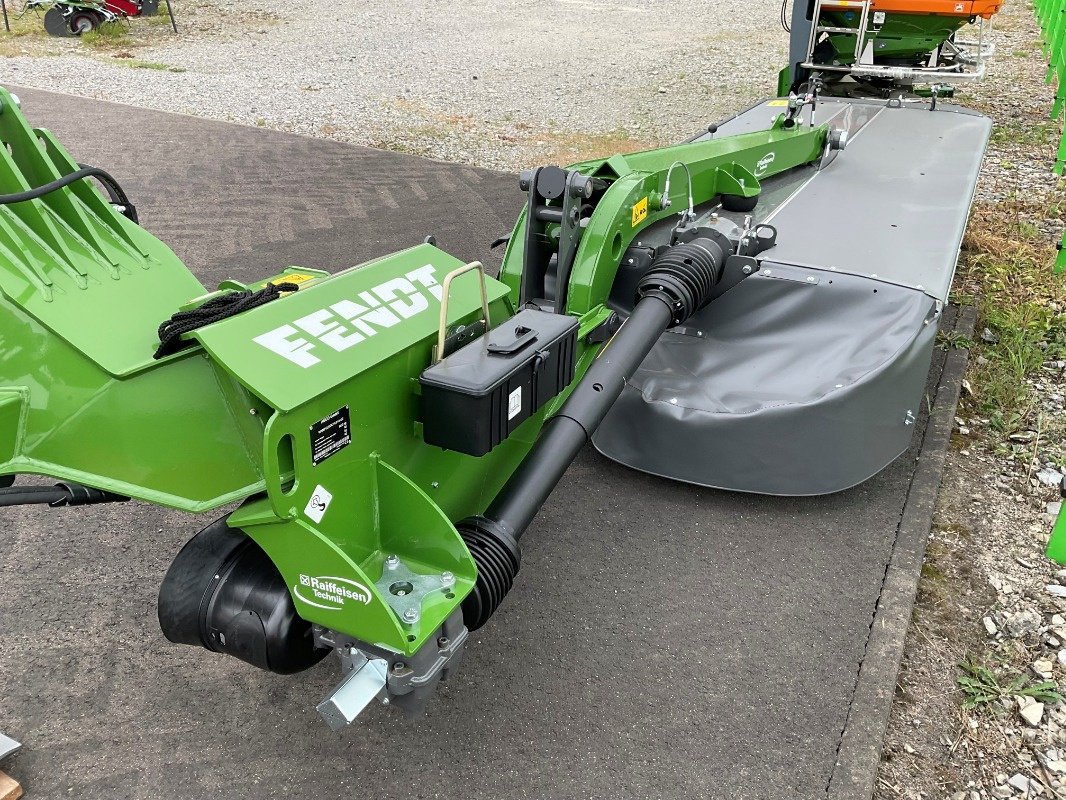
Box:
[632,196,648,227]
[272,272,317,287]
[304,484,334,524]
[507,387,522,420]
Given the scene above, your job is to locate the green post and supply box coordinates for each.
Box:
[777,66,791,97]
[1034,0,1066,173]
[1047,503,1066,564]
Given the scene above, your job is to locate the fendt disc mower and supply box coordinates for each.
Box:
[0,0,1018,727]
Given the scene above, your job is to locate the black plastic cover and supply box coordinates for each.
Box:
[420,309,579,456]
[594,263,938,495]
[158,517,327,675]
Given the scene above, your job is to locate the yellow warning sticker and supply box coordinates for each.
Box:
[631,196,649,227]
[272,272,317,286]
[767,99,789,107]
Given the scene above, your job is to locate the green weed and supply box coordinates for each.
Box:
[113,57,182,71]
[957,197,1066,432]
[80,20,128,46]
[956,656,1062,710]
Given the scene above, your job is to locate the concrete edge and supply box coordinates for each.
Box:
[826,304,978,800]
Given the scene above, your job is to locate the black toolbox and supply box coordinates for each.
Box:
[419,309,579,456]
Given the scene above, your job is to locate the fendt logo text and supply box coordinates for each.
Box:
[254,265,442,368]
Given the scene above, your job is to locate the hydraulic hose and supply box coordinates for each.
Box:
[0,482,127,507]
[0,485,71,507]
[0,164,138,223]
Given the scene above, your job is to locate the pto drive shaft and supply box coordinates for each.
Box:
[458,233,732,630]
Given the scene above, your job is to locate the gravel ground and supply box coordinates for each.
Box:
[3,0,788,169]
[875,2,1066,797]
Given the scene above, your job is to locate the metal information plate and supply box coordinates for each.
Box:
[310,407,351,466]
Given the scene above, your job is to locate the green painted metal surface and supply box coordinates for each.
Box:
[1035,0,1066,173]
[0,87,267,510]
[499,116,828,317]
[0,85,831,656]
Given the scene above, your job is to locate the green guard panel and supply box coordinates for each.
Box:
[0,95,207,378]
[193,244,509,412]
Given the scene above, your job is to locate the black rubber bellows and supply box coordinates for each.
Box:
[636,234,729,325]
[457,516,521,631]
[158,517,327,675]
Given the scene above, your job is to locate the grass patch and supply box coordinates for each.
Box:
[539,129,661,166]
[956,656,1062,710]
[0,9,61,56]
[989,118,1060,149]
[80,20,129,47]
[112,56,183,71]
[955,196,1066,433]
[144,1,175,25]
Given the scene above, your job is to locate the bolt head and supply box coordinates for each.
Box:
[385,554,400,569]
[403,608,419,623]
[440,571,455,587]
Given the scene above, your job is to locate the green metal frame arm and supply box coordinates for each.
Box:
[499,115,828,317]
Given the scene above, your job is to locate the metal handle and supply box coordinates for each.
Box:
[434,261,491,364]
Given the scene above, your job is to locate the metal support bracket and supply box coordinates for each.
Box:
[316,653,389,731]
[375,553,456,626]
[314,608,469,727]
[518,165,596,311]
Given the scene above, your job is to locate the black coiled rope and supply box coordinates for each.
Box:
[154,282,299,359]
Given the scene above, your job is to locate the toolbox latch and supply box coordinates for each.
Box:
[487,326,538,356]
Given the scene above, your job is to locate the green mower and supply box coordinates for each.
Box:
[0,0,1034,727]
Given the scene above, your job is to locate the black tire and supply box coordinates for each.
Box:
[68,9,102,35]
[721,193,759,213]
[43,6,73,36]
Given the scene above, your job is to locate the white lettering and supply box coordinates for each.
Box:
[254,265,445,367]
[293,573,373,610]
[374,278,429,319]
[253,325,320,368]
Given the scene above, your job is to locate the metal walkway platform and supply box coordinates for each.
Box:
[0,88,969,800]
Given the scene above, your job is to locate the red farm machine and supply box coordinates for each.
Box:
[19,0,174,36]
